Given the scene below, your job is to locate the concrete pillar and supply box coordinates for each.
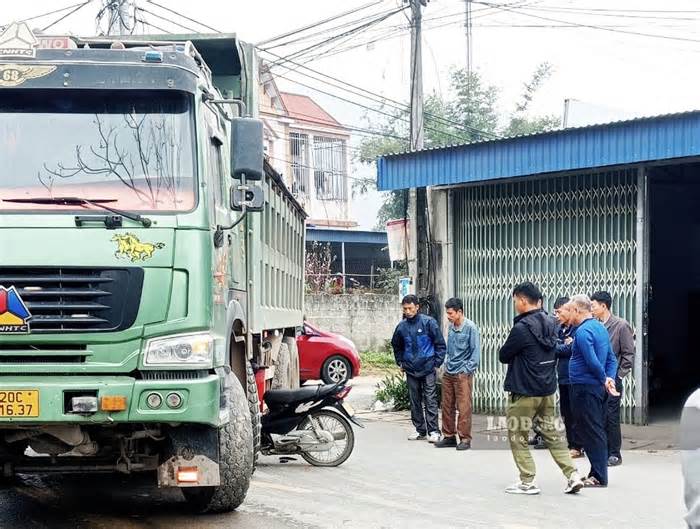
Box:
[427,186,453,333]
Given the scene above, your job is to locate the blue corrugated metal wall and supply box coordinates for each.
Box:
[377,111,700,190]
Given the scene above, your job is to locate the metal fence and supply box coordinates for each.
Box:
[453,169,639,423]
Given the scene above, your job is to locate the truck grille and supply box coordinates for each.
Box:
[0,267,144,333]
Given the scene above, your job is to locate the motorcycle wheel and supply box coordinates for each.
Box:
[299,410,355,467]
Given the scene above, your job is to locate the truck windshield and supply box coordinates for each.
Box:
[0,89,196,212]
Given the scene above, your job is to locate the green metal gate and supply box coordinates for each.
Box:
[453,169,640,423]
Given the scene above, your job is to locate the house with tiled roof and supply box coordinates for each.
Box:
[260,67,355,228]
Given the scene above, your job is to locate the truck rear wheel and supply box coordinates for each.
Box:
[182,373,254,513]
[246,360,261,468]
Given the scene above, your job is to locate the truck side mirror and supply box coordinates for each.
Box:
[231,117,263,180]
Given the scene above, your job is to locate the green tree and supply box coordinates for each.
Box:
[504,62,560,137]
[358,63,559,229]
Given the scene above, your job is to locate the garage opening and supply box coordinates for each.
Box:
[647,163,700,420]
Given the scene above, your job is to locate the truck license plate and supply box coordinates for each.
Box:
[0,390,39,417]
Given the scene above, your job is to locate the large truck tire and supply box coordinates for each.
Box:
[182,373,254,514]
[272,342,290,389]
[246,360,261,469]
[284,336,301,389]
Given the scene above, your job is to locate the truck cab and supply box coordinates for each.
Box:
[0,24,305,513]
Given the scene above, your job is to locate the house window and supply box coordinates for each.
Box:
[290,132,309,196]
[313,136,347,201]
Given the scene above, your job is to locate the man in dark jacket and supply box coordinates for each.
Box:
[590,290,635,467]
[499,282,583,496]
[554,297,585,458]
[391,295,446,443]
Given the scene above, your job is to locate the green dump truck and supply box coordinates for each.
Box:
[0,24,305,512]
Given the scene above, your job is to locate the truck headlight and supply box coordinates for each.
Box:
[144,332,214,368]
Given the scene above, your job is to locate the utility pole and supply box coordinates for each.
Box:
[406,0,427,300]
[408,0,426,151]
[104,0,134,36]
[464,0,472,76]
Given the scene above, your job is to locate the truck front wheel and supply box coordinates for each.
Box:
[182,373,254,513]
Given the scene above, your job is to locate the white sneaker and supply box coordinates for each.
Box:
[564,471,584,494]
[427,432,441,443]
[407,431,426,441]
[505,481,541,495]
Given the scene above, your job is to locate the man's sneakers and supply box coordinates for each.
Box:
[608,455,622,467]
[505,481,541,495]
[456,441,471,451]
[505,473,583,496]
[410,432,459,444]
[564,471,584,494]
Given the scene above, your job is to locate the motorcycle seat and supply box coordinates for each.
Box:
[264,384,339,407]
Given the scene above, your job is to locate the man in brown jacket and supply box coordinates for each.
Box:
[591,290,635,467]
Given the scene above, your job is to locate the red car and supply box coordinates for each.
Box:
[297,322,362,384]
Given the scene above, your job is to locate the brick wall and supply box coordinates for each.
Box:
[305,294,400,351]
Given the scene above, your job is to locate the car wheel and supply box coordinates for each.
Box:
[321,355,352,384]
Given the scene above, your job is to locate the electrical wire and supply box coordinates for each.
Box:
[267,6,409,69]
[259,49,499,139]
[146,0,221,33]
[272,70,476,144]
[41,0,93,32]
[473,1,700,44]
[134,16,170,34]
[16,1,90,24]
[136,6,199,33]
[257,0,386,47]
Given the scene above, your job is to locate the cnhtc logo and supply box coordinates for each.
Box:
[0,286,32,334]
[0,22,39,59]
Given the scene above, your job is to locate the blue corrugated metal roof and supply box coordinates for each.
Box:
[377,110,700,190]
[306,228,387,245]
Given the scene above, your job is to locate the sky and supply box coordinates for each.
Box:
[4,0,700,229]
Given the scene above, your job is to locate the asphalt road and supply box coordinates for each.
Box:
[0,377,687,529]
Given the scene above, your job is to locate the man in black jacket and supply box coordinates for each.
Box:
[499,282,583,496]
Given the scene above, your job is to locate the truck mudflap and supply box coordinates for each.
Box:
[158,455,220,487]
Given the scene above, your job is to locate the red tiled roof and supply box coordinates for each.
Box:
[279,92,343,129]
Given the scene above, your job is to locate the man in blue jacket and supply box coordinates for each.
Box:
[391,295,446,443]
[568,294,619,488]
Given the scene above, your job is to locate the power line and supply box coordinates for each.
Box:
[271,70,475,144]
[473,1,700,44]
[134,16,170,34]
[260,8,401,53]
[267,6,408,69]
[15,1,89,25]
[42,0,93,32]
[266,155,374,185]
[260,48,499,139]
[146,0,221,33]
[136,6,199,33]
[257,1,386,47]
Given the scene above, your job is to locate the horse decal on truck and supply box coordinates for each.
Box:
[111,233,165,262]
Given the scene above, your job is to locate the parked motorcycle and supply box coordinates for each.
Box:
[261,382,362,466]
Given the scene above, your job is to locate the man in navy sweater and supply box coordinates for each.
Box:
[568,294,619,487]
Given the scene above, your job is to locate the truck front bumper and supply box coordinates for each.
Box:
[0,374,222,427]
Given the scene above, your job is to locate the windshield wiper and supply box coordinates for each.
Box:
[3,196,152,228]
